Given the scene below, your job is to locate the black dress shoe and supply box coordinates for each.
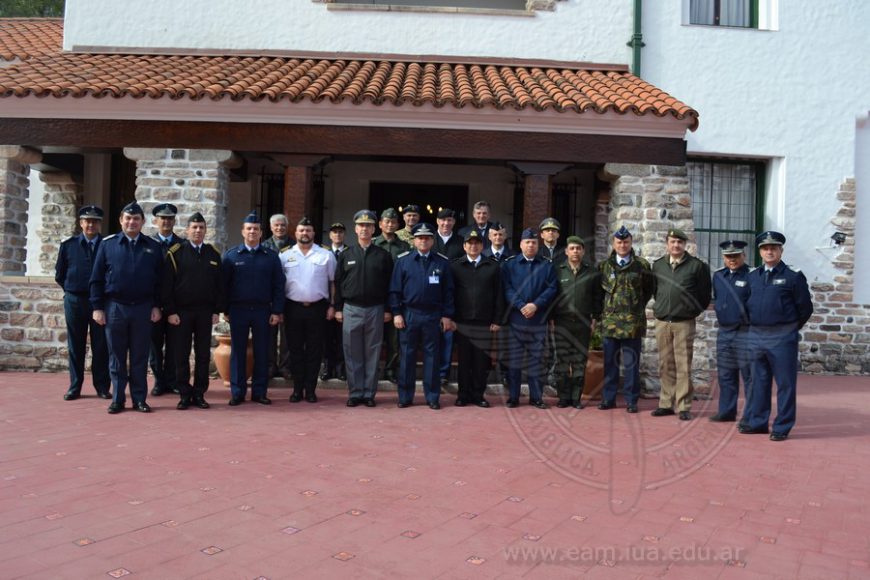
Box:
[709,413,736,422]
[626,404,638,414]
[289,392,303,403]
[651,407,676,417]
[228,397,244,406]
[306,393,318,403]
[475,399,491,408]
[454,399,467,407]
[556,399,570,408]
[319,370,333,381]
[530,400,547,409]
[177,399,190,410]
[678,411,693,421]
[337,372,347,381]
[252,396,272,405]
[428,401,441,410]
[347,398,360,407]
[134,402,152,413]
[150,386,165,396]
[193,397,210,409]
[739,425,769,435]
[397,401,412,408]
[597,401,616,410]
[506,400,519,408]
[769,432,789,442]
[96,391,112,399]
[364,399,376,407]
[107,402,124,414]
[63,390,80,401]
[572,401,584,410]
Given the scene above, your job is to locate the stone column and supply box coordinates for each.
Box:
[509,162,571,229]
[38,172,83,275]
[593,188,610,263]
[123,148,239,252]
[0,145,41,274]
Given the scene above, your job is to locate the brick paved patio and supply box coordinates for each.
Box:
[1,372,869,579]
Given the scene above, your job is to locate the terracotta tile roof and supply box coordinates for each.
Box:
[0,18,63,61]
[0,18,698,130]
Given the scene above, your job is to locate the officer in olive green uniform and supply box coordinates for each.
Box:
[396,204,421,245]
[598,226,655,413]
[373,208,411,382]
[550,236,603,409]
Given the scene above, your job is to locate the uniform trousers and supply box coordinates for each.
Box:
[655,319,696,412]
[382,323,400,378]
[105,301,152,406]
[149,315,177,391]
[716,327,752,421]
[63,292,110,395]
[228,305,271,400]
[602,337,642,406]
[398,308,442,405]
[745,325,799,435]
[507,322,547,403]
[268,322,292,378]
[439,330,454,380]
[284,300,328,395]
[553,318,591,403]
[342,303,385,400]
[455,322,493,403]
[322,318,344,375]
[172,307,213,400]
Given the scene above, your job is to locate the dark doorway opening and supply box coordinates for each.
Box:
[369,182,469,228]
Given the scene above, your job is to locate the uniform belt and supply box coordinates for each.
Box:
[291,299,327,307]
[657,316,693,323]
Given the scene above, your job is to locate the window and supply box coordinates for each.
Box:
[332,0,527,7]
[689,0,758,28]
[688,160,764,266]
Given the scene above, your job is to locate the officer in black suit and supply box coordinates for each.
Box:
[55,205,111,401]
[90,201,164,414]
[161,212,225,410]
[457,200,495,249]
[434,208,463,387]
[149,202,184,396]
[449,229,505,407]
[321,222,348,381]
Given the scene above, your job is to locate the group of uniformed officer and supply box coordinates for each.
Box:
[57,200,812,439]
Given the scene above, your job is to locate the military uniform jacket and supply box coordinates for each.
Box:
[551,261,603,322]
[457,222,494,248]
[55,233,102,294]
[152,232,184,255]
[161,241,226,316]
[501,254,558,326]
[396,227,414,244]
[598,251,654,339]
[482,245,514,263]
[651,253,712,321]
[89,234,163,310]
[537,243,566,265]
[334,244,394,310]
[222,244,285,314]
[435,233,465,260]
[372,235,410,261]
[449,256,505,325]
[746,261,813,329]
[712,263,751,329]
[388,251,455,318]
[262,236,293,253]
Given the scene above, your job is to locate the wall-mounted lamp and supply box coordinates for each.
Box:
[831,232,847,245]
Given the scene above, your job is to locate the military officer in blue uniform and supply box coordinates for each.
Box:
[149,203,184,396]
[710,240,753,424]
[389,222,456,410]
[222,211,286,406]
[55,205,111,401]
[740,231,813,441]
[90,201,164,414]
[502,227,558,408]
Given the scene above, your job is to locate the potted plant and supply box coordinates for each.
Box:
[212,317,253,387]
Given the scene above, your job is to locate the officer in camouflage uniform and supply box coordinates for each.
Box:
[597,226,655,413]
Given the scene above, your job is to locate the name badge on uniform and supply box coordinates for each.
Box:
[773,278,786,285]
[235,261,245,266]
[429,274,440,284]
[735,280,747,287]
[347,260,356,265]
[209,261,218,266]
[144,248,153,254]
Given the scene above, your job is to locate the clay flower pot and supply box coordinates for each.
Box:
[213,334,254,387]
[581,350,605,401]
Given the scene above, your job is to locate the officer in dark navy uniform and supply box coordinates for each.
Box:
[482,221,514,263]
[537,217,565,264]
[149,202,184,396]
[389,222,456,409]
[710,240,753,424]
[740,231,813,441]
[90,201,164,414]
[222,211,286,406]
[161,212,225,410]
[55,205,111,401]
[502,227,558,408]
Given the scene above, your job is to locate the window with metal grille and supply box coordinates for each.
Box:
[689,0,758,28]
[688,160,764,267]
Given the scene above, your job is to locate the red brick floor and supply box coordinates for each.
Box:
[1,372,869,579]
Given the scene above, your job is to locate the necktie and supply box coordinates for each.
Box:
[618,259,626,267]
[494,252,500,260]
[195,245,201,256]
[88,241,95,258]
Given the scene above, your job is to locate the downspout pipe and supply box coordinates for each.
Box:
[627,0,645,76]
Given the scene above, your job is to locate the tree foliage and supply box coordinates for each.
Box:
[0,0,65,17]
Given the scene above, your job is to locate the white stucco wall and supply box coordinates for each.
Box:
[643,2,870,282]
[854,116,869,304]
[63,0,632,64]
[25,169,46,276]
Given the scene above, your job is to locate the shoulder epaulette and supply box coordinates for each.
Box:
[320,244,330,250]
[436,252,449,260]
[749,267,758,273]
[279,245,293,253]
[788,264,801,273]
[168,242,182,254]
[715,266,727,272]
[504,254,517,261]
[397,251,410,258]
[103,233,117,241]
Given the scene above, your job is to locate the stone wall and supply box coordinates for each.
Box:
[37,172,82,275]
[0,146,40,274]
[0,276,67,372]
